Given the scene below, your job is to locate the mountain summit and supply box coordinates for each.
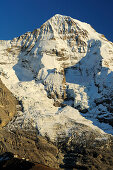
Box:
[0,14,113,138]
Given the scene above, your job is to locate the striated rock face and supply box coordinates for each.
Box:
[0,14,113,168]
[0,79,18,127]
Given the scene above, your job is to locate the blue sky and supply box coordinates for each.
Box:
[0,0,113,42]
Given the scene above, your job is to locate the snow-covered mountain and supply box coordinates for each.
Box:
[0,14,113,142]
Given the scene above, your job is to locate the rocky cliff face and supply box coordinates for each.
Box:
[0,127,113,169]
[0,79,19,128]
[0,14,113,169]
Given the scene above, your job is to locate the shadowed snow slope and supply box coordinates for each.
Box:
[0,14,113,142]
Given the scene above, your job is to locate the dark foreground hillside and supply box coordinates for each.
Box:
[0,128,113,169]
[0,153,56,170]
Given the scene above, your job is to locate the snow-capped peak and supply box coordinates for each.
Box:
[0,14,113,142]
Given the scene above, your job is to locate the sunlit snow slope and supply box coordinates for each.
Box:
[0,14,113,141]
